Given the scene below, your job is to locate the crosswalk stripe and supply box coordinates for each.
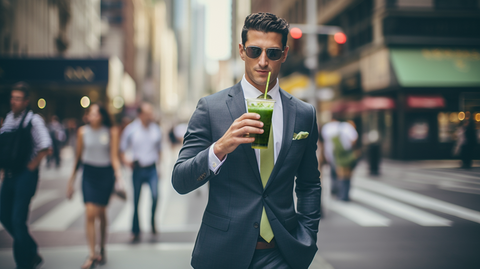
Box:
[406,172,480,186]
[139,185,154,232]
[326,199,391,226]
[30,194,84,231]
[110,185,156,232]
[355,177,480,224]
[438,181,480,195]
[351,189,452,226]
[30,189,62,211]
[110,198,133,232]
[0,189,61,231]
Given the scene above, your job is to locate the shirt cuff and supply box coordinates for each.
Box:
[208,143,226,174]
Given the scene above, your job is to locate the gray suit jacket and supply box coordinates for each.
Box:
[172,82,321,269]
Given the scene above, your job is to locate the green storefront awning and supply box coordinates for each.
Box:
[390,48,480,87]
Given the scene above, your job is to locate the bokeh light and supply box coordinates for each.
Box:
[290,27,302,39]
[458,111,465,121]
[80,96,90,108]
[37,98,46,109]
[334,32,347,44]
[449,112,458,122]
[113,96,124,109]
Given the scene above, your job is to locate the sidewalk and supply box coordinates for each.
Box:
[0,144,334,269]
[0,243,333,269]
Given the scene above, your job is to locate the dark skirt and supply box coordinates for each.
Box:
[82,164,115,206]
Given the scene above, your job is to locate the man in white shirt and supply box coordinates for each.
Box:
[172,13,321,269]
[0,82,51,269]
[321,118,358,199]
[120,103,162,242]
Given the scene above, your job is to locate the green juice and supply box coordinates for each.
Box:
[247,106,274,149]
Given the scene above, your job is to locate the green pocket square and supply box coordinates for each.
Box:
[292,131,309,140]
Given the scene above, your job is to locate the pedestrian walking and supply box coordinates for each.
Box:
[168,125,179,148]
[321,117,340,196]
[66,104,122,269]
[172,13,321,269]
[457,117,477,169]
[120,102,162,242]
[332,121,359,201]
[0,82,51,269]
[47,115,66,168]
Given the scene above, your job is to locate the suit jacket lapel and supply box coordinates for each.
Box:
[266,89,296,190]
[226,83,262,185]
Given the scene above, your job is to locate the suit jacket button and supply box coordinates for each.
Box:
[254,222,259,229]
[263,194,268,198]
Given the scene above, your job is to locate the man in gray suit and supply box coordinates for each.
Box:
[172,13,321,269]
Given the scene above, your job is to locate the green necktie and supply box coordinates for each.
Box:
[259,126,274,243]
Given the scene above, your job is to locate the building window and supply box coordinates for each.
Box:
[435,0,479,10]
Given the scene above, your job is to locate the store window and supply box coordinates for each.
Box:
[408,117,430,142]
[438,112,480,143]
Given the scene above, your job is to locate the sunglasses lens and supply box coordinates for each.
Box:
[245,46,283,60]
[267,49,283,60]
[246,47,262,58]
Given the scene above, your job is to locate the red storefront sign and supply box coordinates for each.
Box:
[362,97,396,110]
[407,95,445,109]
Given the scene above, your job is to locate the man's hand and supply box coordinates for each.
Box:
[214,113,264,160]
[27,149,49,171]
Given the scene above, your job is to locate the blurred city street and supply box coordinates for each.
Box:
[0,142,479,268]
[0,144,335,269]
[1,0,480,268]
[318,159,480,269]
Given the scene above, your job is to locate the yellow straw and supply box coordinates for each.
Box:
[264,72,271,99]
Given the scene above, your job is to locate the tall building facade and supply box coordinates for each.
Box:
[256,0,480,160]
[0,0,101,57]
[0,0,109,119]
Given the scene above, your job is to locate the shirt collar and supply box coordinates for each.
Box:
[12,109,28,119]
[241,74,280,102]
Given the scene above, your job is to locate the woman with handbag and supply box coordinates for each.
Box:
[66,104,124,269]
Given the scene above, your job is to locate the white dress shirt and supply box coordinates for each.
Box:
[120,119,162,167]
[321,121,358,165]
[208,75,284,173]
[0,110,52,160]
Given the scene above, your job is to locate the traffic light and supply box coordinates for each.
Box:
[290,27,303,39]
[334,32,347,44]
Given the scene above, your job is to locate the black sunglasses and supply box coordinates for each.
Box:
[244,46,284,61]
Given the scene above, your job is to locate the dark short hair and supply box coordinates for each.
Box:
[11,82,30,100]
[137,102,153,115]
[241,13,290,49]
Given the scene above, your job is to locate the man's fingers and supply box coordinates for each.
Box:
[237,136,256,144]
[237,126,263,136]
[238,113,261,121]
[236,119,264,129]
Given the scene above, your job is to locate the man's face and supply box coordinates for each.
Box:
[139,104,154,125]
[239,30,289,93]
[10,90,29,114]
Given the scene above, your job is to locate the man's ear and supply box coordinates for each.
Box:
[281,46,289,63]
[239,43,246,61]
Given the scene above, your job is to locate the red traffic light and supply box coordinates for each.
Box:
[290,27,303,39]
[334,32,347,44]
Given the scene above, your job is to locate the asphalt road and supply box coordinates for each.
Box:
[0,144,479,269]
[317,160,480,269]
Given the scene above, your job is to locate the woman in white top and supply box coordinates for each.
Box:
[66,104,122,269]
